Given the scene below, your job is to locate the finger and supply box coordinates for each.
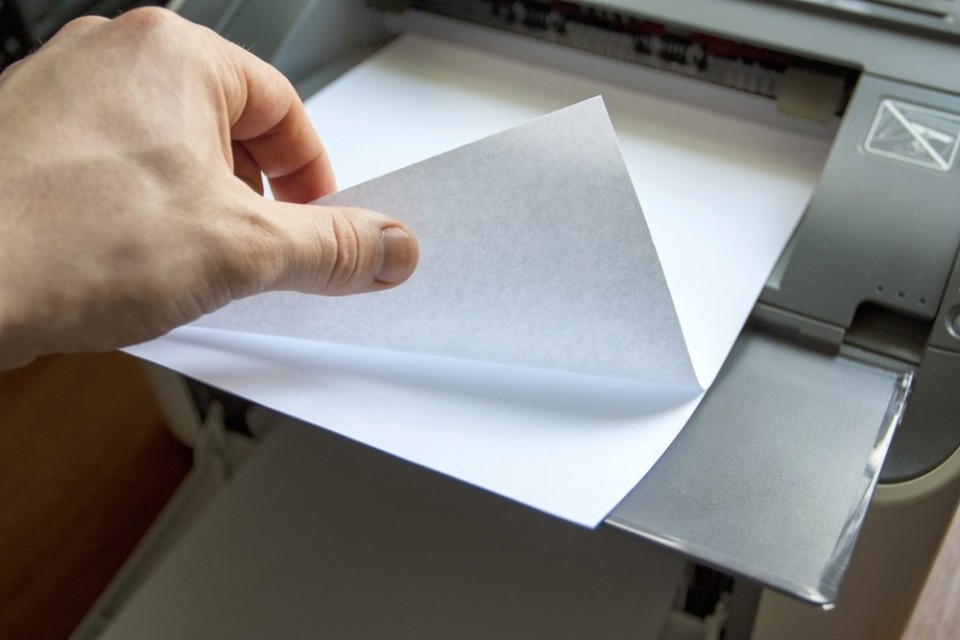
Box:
[221,193,418,298]
[232,141,265,196]
[267,201,419,295]
[204,29,337,203]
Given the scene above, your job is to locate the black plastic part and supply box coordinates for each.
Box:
[881,346,960,483]
[0,1,32,71]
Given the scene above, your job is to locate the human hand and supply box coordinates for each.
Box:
[0,8,418,369]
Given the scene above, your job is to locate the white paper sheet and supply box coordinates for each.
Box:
[127,34,830,527]
[198,97,699,388]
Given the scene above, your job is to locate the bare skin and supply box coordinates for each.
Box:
[0,8,419,369]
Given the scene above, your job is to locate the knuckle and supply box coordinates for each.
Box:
[67,15,109,28]
[113,6,177,32]
[326,212,366,291]
[53,15,108,38]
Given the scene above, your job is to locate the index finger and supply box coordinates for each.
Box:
[204,26,336,203]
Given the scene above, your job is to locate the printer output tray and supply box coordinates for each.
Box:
[608,329,909,604]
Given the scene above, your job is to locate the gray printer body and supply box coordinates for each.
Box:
[179,0,960,482]
[134,0,960,630]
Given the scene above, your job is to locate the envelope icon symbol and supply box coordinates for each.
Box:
[865,99,960,171]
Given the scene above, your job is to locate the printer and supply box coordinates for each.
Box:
[73,1,960,639]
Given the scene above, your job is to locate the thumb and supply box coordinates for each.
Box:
[228,198,419,298]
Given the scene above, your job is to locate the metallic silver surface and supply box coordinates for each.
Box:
[607,330,908,604]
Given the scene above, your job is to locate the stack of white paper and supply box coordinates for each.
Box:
[128,34,830,526]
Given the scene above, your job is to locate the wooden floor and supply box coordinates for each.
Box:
[0,352,192,640]
[0,351,956,639]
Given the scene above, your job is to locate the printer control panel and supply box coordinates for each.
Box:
[406,0,859,125]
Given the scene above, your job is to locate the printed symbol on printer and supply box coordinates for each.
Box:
[865,99,960,172]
